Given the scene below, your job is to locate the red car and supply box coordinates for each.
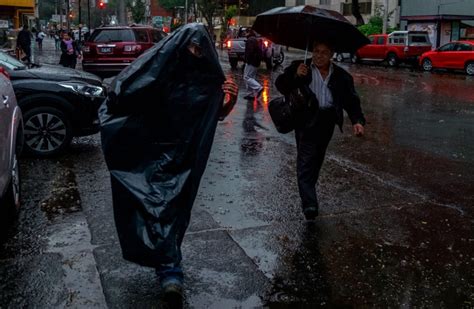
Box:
[420,40,474,76]
[82,25,167,75]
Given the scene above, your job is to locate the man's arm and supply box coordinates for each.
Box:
[342,74,366,136]
[275,61,303,96]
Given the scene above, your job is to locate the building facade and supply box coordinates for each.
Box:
[0,0,35,29]
[400,0,474,47]
[285,0,400,28]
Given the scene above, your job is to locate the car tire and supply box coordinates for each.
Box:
[387,53,398,67]
[351,54,358,64]
[1,152,21,216]
[23,106,73,157]
[229,58,238,69]
[422,58,433,72]
[336,53,344,62]
[274,50,285,65]
[465,62,474,76]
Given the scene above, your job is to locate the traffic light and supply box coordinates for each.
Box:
[98,1,106,9]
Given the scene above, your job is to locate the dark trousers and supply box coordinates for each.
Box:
[295,109,336,211]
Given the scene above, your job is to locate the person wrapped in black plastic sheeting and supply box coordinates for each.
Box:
[99,23,238,300]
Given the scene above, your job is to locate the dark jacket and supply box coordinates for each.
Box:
[245,35,261,67]
[275,59,366,131]
[17,29,31,49]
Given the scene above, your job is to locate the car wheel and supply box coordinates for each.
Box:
[274,50,284,65]
[229,58,238,69]
[351,54,358,64]
[465,62,474,76]
[387,53,398,67]
[23,106,72,157]
[2,152,21,215]
[422,58,433,72]
[336,53,343,62]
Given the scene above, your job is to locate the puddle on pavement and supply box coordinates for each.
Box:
[40,168,82,219]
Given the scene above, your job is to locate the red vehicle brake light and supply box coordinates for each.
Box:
[263,40,269,48]
[0,67,10,80]
[226,40,231,49]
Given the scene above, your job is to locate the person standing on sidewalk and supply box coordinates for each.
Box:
[16,25,32,64]
[243,29,263,100]
[59,32,81,69]
[275,40,366,220]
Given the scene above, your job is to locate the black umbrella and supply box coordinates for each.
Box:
[252,5,369,54]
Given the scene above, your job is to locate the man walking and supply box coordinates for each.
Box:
[275,40,365,220]
[243,29,263,100]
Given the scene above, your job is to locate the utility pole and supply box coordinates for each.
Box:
[185,0,188,24]
[66,0,70,31]
[78,0,82,42]
[382,0,388,34]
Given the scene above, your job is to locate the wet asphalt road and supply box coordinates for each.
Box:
[0,40,473,308]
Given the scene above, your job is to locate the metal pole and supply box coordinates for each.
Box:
[87,0,91,30]
[78,0,82,42]
[66,0,70,31]
[382,0,388,34]
[185,0,188,24]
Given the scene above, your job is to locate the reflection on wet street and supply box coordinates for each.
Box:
[1,49,472,307]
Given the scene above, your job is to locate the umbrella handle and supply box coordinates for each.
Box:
[304,38,310,60]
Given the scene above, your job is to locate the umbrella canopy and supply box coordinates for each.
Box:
[252,5,369,53]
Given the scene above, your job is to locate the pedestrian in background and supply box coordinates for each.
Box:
[36,29,46,51]
[243,29,263,100]
[54,31,61,51]
[275,40,366,220]
[59,32,81,69]
[16,25,32,64]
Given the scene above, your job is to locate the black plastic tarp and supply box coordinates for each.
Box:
[99,23,225,268]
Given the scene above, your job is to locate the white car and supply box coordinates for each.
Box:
[0,66,22,215]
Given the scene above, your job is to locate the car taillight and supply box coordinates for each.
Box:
[0,67,9,80]
[226,40,231,49]
[83,45,90,53]
[263,40,269,48]
[124,45,142,52]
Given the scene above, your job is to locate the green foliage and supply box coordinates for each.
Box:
[159,0,185,11]
[196,0,221,33]
[128,0,146,23]
[358,16,382,36]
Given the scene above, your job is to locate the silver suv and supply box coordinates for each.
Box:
[0,66,22,215]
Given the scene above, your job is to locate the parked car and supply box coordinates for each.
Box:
[420,40,474,76]
[0,66,23,214]
[0,51,106,157]
[354,31,432,66]
[82,25,167,75]
[225,28,284,70]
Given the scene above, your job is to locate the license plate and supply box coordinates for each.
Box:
[100,47,113,53]
[228,52,237,57]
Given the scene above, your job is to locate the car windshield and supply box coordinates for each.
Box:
[0,51,26,70]
[89,29,136,43]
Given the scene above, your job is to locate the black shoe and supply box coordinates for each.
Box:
[303,207,318,220]
[161,277,183,308]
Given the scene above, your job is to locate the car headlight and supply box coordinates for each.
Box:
[59,83,105,97]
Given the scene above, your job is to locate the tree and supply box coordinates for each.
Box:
[220,5,237,41]
[196,0,221,35]
[128,0,146,23]
[352,0,365,26]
